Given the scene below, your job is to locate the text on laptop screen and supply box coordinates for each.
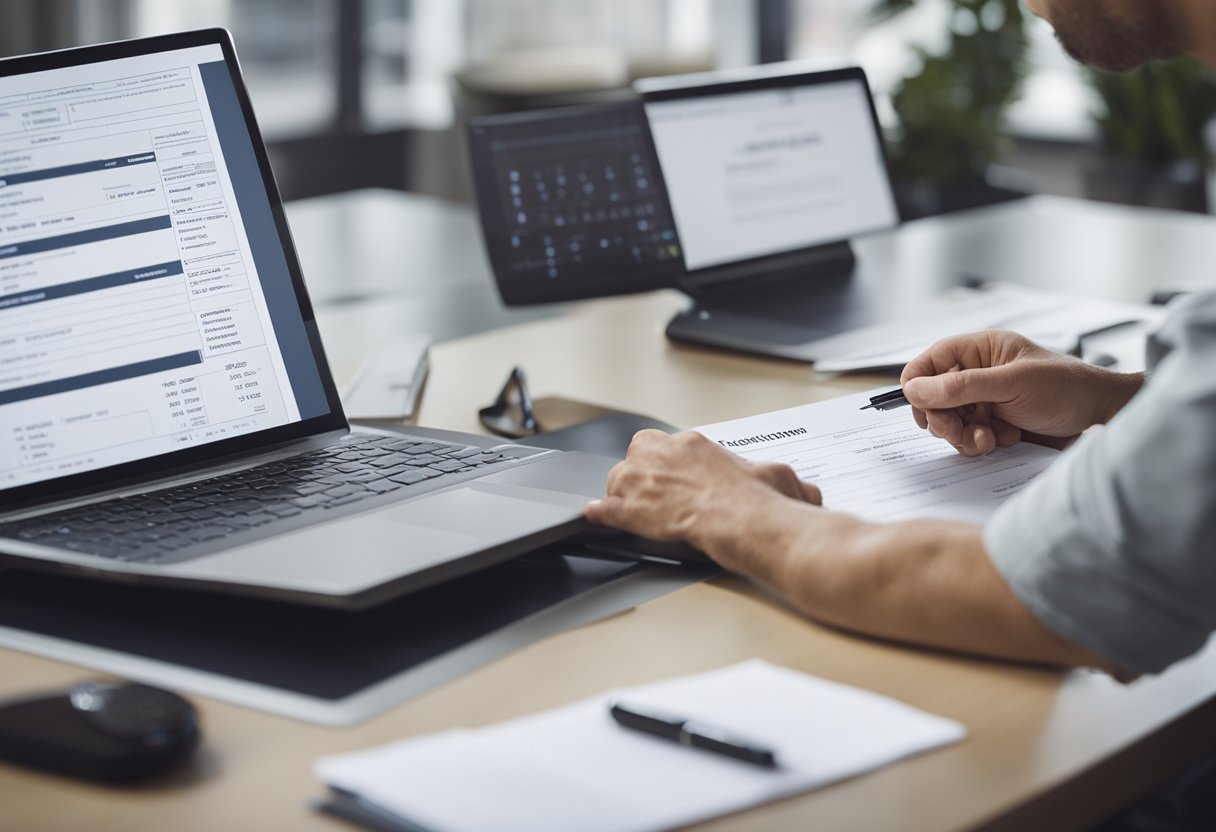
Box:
[644,78,899,272]
[0,44,331,491]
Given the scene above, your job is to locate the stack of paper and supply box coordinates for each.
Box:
[341,335,431,420]
[315,660,964,832]
[809,282,1164,373]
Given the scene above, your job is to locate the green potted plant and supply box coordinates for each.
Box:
[1084,57,1216,213]
[872,0,1030,218]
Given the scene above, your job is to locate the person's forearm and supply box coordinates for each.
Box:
[692,496,1117,671]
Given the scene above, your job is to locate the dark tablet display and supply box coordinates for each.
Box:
[467,101,685,305]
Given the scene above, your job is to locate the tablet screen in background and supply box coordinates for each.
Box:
[467,101,685,304]
[643,76,899,272]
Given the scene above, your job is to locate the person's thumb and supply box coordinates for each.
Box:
[904,367,1011,410]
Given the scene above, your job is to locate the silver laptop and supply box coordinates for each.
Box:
[0,30,616,609]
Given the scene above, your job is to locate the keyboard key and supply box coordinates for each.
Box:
[429,459,469,473]
[388,470,429,485]
[223,516,262,529]
[384,439,422,450]
[402,444,442,455]
[367,456,407,469]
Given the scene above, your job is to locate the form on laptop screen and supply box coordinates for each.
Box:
[644,78,899,272]
[0,44,331,492]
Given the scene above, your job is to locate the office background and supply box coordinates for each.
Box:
[3,4,1216,830]
[6,0,1215,215]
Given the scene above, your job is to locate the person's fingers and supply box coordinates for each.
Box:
[626,429,669,455]
[910,405,928,430]
[991,417,1022,448]
[584,497,606,524]
[745,461,821,505]
[604,460,632,496]
[584,496,627,527]
[925,409,964,446]
[924,409,949,440]
[959,423,996,456]
[903,366,1013,410]
[775,467,808,501]
[902,337,979,383]
[750,460,797,488]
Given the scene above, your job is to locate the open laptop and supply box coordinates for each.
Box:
[466,63,902,361]
[0,29,617,609]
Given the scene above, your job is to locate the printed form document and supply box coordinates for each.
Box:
[696,390,1060,524]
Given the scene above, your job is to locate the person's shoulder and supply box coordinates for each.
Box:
[1158,290,1216,338]
[1146,291,1216,369]
[1170,290,1216,318]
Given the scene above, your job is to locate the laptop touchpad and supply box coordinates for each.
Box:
[379,485,583,534]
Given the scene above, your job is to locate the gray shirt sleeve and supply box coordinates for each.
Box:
[983,292,1216,675]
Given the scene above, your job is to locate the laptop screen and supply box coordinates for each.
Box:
[0,35,339,496]
[643,75,899,272]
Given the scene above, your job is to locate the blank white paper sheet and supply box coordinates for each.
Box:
[315,660,964,832]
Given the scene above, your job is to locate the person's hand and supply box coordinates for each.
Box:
[584,429,821,549]
[900,330,1144,456]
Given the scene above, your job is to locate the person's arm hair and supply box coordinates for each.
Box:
[691,495,1123,673]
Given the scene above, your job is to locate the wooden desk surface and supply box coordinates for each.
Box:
[3,194,1215,831]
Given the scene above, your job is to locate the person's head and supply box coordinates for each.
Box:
[1025,0,1204,72]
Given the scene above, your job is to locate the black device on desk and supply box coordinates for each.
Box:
[0,681,199,783]
[467,64,902,361]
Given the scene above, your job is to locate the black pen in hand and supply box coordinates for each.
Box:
[859,388,910,412]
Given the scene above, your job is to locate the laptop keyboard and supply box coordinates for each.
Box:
[0,434,536,565]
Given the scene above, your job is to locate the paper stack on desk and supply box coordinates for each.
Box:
[809,282,1165,374]
[315,660,963,832]
[341,335,431,420]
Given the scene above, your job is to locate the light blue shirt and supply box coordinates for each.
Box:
[984,292,1216,675]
